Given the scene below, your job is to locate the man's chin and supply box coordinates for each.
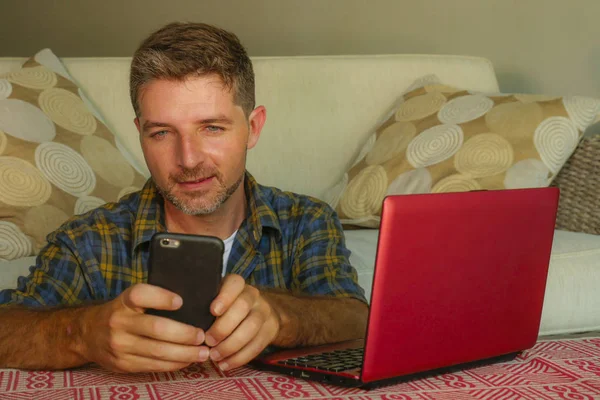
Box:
[170,196,219,216]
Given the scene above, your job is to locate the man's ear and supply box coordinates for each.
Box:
[134,117,144,145]
[247,106,266,150]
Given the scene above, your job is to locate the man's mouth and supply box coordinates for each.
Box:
[182,177,210,184]
[176,176,214,188]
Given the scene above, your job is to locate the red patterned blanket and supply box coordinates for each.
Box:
[1,337,599,399]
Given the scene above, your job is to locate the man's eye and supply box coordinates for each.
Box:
[206,126,224,133]
[152,130,168,138]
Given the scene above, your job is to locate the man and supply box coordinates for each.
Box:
[0,22,368,373]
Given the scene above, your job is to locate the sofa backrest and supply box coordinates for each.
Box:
[0,54,499,199]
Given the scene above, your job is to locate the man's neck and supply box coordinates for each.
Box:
[163,183,247,240]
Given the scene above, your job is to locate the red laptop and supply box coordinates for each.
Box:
[253,187,559,388]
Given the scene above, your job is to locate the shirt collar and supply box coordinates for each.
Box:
[133,179,167,251]
[132,171,281,250]
[243,171,281,244]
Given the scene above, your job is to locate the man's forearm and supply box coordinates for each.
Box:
[261,291,369,348]
[0,305,92,370]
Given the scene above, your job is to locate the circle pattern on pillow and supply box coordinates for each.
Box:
[0,156,52,207]
[75,195,107,215]
[0,130,6,155]
[0,99,56,143]
[563,96,600,132]
[80,136,135,187]
[0,221,33,261]
[366,122,416,165]
[504,159,550,189]
[35,142,96,197]
[485,102,544,137]
[395,92,447,122]
[24,204,70,248]
[5,66,57,90]
[340,165,387,219]
[454,133,514,178]
[432,174,481,193]
[407,124,463,168]
[38,88,97,135]
[0,79,12,99]
[534,117,579,174]
[386,168,432,196]
[437,94,494,124]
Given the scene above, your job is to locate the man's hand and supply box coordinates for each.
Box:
[204,275,369,372]
[80,283,209,373]
[204,275,281,371]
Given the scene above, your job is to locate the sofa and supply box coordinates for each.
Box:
[0,52,598,338]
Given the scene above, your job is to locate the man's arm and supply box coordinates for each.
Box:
[262,290,368,348]
[0,305,89,369]
[0,285,211,372]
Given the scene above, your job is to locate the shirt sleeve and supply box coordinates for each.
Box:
[0,234,93,308]
[291,202,368,304]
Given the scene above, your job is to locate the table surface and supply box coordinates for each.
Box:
[1,337,599,399]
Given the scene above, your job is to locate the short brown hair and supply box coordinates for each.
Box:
[130,22,255,117]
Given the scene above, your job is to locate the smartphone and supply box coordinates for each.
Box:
[147,232,224,331]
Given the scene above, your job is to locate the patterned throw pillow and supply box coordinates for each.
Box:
[0,49,147,260]
[324,75,600,228]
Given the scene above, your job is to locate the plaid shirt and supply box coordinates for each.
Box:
[0,172,366,307]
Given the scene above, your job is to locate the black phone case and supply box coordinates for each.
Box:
[147,232,224,331]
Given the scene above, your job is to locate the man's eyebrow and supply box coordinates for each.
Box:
[142,120,173,131]
[197,117,234,125]
[142,117,234,131]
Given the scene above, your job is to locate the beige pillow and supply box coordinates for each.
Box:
[0,49,147,259]
[325,75,600,228]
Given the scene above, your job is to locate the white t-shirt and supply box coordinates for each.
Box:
[222,230,238,276]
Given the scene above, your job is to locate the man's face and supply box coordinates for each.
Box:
[135,75,262,215]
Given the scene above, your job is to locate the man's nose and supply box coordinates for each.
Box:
[176,133,206,170]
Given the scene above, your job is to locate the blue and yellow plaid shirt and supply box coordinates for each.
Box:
[0,172,366,307]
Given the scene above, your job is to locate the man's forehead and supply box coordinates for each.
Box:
[137,75,239,116]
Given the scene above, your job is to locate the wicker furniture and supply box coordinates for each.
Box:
[553,134,600,235]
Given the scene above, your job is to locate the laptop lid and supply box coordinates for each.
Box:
[361,187,559,383]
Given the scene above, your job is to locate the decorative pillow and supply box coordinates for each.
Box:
[0,49,147,260]
[324,75,600,228]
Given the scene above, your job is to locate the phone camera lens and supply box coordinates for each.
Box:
[161,238,170,246]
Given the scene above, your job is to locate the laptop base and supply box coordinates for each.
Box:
[252,351,519,389]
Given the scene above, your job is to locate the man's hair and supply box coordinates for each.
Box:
[129,22,255,118]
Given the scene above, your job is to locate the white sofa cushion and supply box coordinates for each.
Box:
[344,229,600,336]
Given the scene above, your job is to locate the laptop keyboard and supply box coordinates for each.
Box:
[276,346,364,372]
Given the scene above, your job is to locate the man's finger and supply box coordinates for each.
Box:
[210,274,246,316]
[122,283,182,312]
[215,318,278,371]
[116,332,209,364]
[126,313,205,346]
[208,309,264,362]
[205,286,259,346]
